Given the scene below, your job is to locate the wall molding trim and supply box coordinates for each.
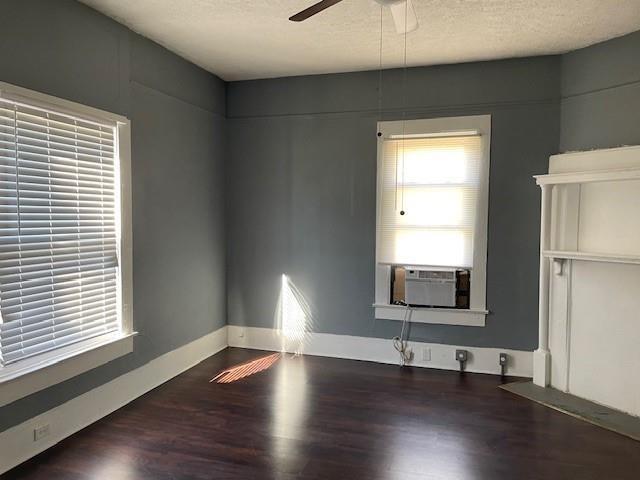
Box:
[227,325,533,378]
[226,98,559,121]
[131,80,226,117]
[0,325,228,475]
[561,77,640,100]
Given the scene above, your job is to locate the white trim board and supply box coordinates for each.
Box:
[0,325,228,475]
[373,304,487,327]
[0,333,135,408]
[549,145,640,174]
[227,326,533,378]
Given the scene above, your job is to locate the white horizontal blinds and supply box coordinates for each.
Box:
[378,134,482,268]
[0,98,119,365]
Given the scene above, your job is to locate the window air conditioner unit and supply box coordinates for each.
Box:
[404,268,457,307]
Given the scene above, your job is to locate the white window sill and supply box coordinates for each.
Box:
[0,331,136,407]
[373,303,487,327]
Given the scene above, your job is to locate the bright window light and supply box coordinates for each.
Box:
[378,134,482,268]
[402,147,467,184]
[394,229,470,268]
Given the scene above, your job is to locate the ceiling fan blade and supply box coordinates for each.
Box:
[389,0,419,33]
[289,0,345,22]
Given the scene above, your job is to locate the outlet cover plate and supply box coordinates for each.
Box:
[422,348,431,361]
[34,424,50,441]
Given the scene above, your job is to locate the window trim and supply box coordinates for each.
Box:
[0,81,134,403]
[374,115,491,326]
[0,332,135,407]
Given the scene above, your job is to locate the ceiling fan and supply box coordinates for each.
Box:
[289,0,419,33]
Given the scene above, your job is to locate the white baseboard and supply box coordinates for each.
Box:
[0,325,228,475]
[227,325,533,378]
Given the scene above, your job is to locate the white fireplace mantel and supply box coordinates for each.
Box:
[532,146,640,417]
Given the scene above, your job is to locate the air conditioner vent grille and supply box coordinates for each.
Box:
[407,270,455,281]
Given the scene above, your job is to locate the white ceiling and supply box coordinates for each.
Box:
[80,0,640,81]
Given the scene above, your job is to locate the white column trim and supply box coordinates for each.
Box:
[534,184,552,387]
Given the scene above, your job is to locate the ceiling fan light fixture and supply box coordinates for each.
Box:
[375,0,419,34]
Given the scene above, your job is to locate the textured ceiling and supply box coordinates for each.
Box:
[79,0,640,81]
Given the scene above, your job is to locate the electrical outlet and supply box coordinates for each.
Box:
[499,353,508,366]
[422,347,431,362]
[34,424,50,442]
[238,328,245,338]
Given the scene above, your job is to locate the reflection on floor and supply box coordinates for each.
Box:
[4,348,640,480]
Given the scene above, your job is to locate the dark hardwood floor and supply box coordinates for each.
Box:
[4,347,640,479]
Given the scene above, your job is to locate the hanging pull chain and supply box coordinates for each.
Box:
[399,0,408,216]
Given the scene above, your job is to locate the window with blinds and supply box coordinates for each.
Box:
[377,133,482,268]
[0,97,120,365]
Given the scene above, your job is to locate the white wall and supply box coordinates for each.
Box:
[567,261,640,416]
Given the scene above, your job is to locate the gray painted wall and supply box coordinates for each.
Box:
[560,31,640,151]
[226,57,561,351]
[0,0,226,431]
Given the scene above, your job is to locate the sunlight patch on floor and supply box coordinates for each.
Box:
[210,353,281,384]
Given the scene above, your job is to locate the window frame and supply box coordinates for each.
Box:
[374,115,491,327]
[0,81,134,406]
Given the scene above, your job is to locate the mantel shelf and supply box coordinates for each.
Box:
[542,250,640,265]
[534,167,640,186]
